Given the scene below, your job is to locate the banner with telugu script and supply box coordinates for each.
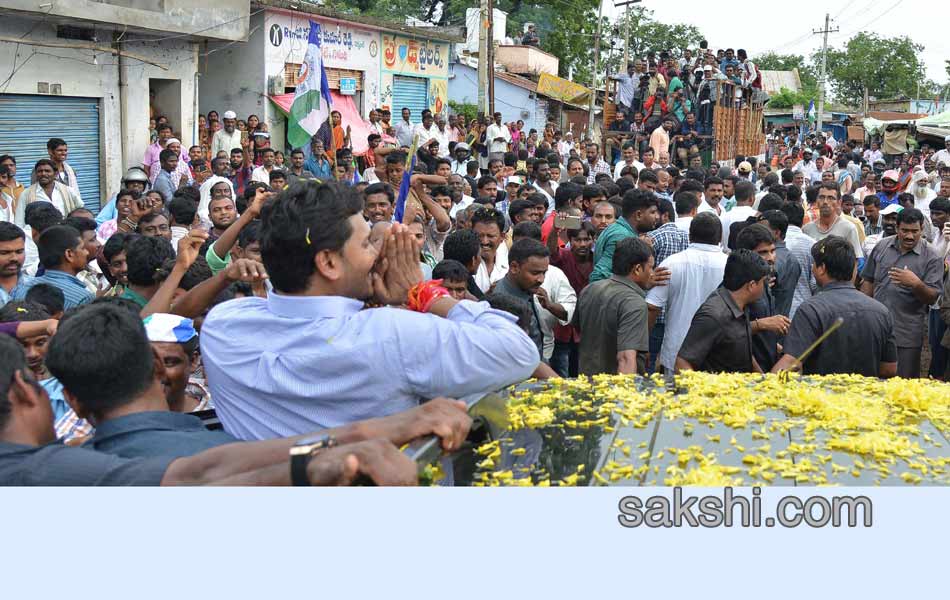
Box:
[536,73,591,106]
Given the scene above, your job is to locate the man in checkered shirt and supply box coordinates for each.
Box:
[646,193,692,372]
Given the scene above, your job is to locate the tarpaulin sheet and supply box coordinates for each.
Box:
[269,91,371,156]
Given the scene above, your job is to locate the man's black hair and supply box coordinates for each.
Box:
[611,237,652,276]
[689,212,723,245]
[512,221,542,241]
[102,232,137,263]
[722,248,771,291]
[430,185,452,199]
[46,304,154,417]
[758,193,784,213]
[679,179,704,195]
[443,229,480,268]
[567,221,597,240]
[734,180,756,204]
[37,225,80,270]
[476,175,497,191]
[0,221,25,242]
[554,182,582,210]
[657,198,675,221]
[174,255,212,291]
[385,151,407,166]
[768,184,787,200]
[897,207,925,227]
[126,235,176,287]
[673,190,699,216]
[269,169,287,184]
[432,259,470,283]
[238,219,261,250]
[470,206,505,233]
[0,335,27,430]
[0,299,50,323]
[862,194,881,208]
[364,182,394,204]
[704,176,723,189]
[930,197,950,213]
[24,202,63,234]
[735,223,774,252]
[638,169,659,184]
[167,195,198,227]
[684,168,706,182]
[508,238,549,264]
[758,209,789,239]
[46,137,67,151]
[484,293,531,333]
[525,193,548,208]
[63,216,96,236]
[508,198,535,223]
[159,148,177,165]
[260,182,363,294]
[621,189,658,219]
[782,202,805,227]
[811,235,855,282]
[138,210,168,230]
[23,284,64,316]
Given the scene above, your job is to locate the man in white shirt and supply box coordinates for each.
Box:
[863,141,884,165]
[611,62,639,112]
[645,213,728,372]
[933,135,950,170]
[486,112,511,162]
[793,149,817,181]
[393,107,415,148]
[46,138,81,203]
[696,176,725,216]
[251,148,277,183]
[613,141,646,180]
[412,110,438,149]
[430,114,451,158]
[450,143,472,176]
[211,110,243,158]
[719,180,758,250]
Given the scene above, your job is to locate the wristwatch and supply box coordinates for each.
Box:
[289,434,337,486]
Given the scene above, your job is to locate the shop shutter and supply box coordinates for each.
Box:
[392,75,428,123]
[0,94,102,213]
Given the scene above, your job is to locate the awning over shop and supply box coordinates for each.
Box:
[268,91,373,155]
[536,73,591,106]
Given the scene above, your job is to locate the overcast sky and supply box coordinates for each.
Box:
[604,0,949,87]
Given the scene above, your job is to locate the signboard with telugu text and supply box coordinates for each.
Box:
[792,104,805,121]
[381,34,448,78]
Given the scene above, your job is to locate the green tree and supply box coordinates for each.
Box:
[766,87,815,110]
[612,6,704,64]
[824,32,926,107]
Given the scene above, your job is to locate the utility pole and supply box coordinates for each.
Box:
[487,0,495,115]
[587,0,604,135]
[616,0,641,66]
[812,12,838,134]
[477,0,489,118]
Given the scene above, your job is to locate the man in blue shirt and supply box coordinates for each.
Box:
[201,182,540,440]
[151,148,178,203]
[0,330,472,485]
[12,225,94,309]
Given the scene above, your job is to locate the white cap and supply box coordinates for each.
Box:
[944,134,950,141]
[880,204,902,216]
[506,175,523,186]
[223,110,237,119]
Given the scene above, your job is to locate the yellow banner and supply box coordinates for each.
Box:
[536,73,591,105]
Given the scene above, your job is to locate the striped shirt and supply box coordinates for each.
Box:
[11,269,94,309]
[784,225,817,319]
[200,293,540,440]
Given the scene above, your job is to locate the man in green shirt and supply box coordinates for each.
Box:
[591,189,659,283]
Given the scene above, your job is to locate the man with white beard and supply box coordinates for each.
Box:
[909,169,936,219]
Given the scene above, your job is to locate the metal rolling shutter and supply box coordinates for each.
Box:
[0,94,102,213]
[392,75,428,122]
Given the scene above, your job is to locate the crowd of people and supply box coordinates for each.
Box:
[1,71,950,485]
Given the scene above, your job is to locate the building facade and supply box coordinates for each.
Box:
[0,0,248,211]
[201,3,456,154]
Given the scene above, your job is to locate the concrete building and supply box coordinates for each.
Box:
[449,63,547,132]
[0,0,248,211]
[201,1,458,154]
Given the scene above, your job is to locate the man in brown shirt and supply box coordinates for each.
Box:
[577,237,655,375]
[861,208,943,378]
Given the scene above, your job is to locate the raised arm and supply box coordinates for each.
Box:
[170,258,268,318]
[140,229,208,318]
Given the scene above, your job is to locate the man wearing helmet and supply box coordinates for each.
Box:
[95,167,150,226]
[877,169,902,208]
